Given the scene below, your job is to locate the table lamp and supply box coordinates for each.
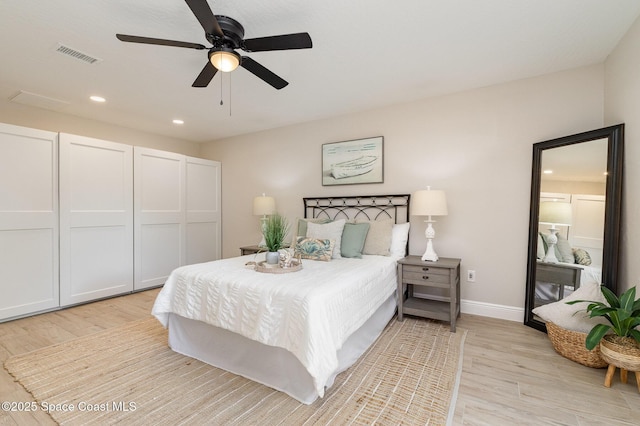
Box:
[411,187,448,261]
[253,193,276,247]
[539,201,572,263]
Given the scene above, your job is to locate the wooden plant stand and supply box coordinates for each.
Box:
[604,364,640,392]
[600,336,640,392]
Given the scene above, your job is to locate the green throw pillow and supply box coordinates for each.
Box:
[340,222,370,258]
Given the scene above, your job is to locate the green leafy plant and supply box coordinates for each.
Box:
[263,214,290,252]
[567,286,640,350]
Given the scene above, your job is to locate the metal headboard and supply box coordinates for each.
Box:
[303,194,410,224]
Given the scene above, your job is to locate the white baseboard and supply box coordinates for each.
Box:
[461,299,524,322]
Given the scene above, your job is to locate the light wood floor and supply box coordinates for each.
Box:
[1,290,639,425]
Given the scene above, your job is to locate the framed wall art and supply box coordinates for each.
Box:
[322,136,384,186]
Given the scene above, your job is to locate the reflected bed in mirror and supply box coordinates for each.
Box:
[524,124,624,332]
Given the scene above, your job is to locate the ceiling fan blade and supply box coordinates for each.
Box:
[241,57,288,89]
[192,61,218,87]
[184,0,224,38]
[116,34,206,50]
[243,33,312,52]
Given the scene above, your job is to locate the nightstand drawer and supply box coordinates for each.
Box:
[402,264,449,276]
[402,270,450,285]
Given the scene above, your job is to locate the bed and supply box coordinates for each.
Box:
[152,194,411,404]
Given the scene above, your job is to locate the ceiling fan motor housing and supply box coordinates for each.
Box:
[209,15,245,49]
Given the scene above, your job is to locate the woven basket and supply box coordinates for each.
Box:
[545,321,608,368]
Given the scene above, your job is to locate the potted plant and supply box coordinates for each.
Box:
[567,286,640,377]
[262,213,290,264]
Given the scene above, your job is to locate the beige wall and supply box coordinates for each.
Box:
[0,99,200,156]
[604,15,640,293]
[201,64,605,316]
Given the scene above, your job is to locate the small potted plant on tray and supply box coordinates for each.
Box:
[567,286,640,372]
[262,213,290,265]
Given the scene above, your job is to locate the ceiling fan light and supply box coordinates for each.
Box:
[210,49,240,72]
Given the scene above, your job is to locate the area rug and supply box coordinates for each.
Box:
[5,316,466,425]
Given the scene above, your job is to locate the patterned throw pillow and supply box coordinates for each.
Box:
[306,219,346,259]
[295,237,335,261]
[573,248,592,266]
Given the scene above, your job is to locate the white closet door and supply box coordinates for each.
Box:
[539,192,571,239]
[59,134,133,306]
[134,147,185,290]
[569,194,605,268]
[0,123,59,320]
[186,157,221,264]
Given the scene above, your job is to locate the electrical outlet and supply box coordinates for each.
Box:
[467,270,476,282]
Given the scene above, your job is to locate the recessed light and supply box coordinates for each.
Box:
[172,119,184,125]
[90,95,106,103]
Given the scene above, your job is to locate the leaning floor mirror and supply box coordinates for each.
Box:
[524,124,624,332]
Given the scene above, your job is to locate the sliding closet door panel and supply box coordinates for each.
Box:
[134,147,185,290]
[59,134,133,306]
[139,224,182,279]
[0,123,59,321]
[569,194,605,269]
[186,157,221,264]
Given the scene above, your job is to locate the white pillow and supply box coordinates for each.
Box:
[306,219,346,259]
[536,234,545,260]
[532,281,608,333]
[389,222,410,258]
[291,217,331,247]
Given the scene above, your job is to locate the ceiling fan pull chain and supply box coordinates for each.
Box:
[229,74,232,117]
[220,73,224,106]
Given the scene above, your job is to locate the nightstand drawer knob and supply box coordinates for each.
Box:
[422,267,429,271]
[422,276,429,280]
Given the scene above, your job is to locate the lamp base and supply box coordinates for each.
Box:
[543,229,559,263]
[421,239,439,262]
[421,219,439,262]
[258,216,267,248]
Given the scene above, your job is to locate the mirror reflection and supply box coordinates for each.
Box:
[533,139,608,310]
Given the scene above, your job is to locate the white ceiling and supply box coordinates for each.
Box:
[1,0,639,143]
[541,138,609,183]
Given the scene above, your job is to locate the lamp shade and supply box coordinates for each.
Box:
[253,194,276,216]
[411,189,448,217]
[539,201,572,226]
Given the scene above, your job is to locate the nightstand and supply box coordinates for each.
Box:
[240,245,263,255]
[239,244,289,256]
[397,256,461,332]
[534,261,582,305]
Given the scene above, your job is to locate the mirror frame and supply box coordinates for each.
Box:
[524,124,625,332]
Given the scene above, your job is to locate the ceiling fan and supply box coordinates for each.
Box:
[116,0,312,89]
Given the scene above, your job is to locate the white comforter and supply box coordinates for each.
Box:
[152,254,397,398]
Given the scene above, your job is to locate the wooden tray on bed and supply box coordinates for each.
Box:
[255,260,302,274]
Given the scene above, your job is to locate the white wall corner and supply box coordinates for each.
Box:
[461,299,524,322]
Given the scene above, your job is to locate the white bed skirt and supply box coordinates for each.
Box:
[166,293,397,404]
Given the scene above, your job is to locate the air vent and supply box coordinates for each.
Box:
[10,91,69,111]
[55,43,102,64]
